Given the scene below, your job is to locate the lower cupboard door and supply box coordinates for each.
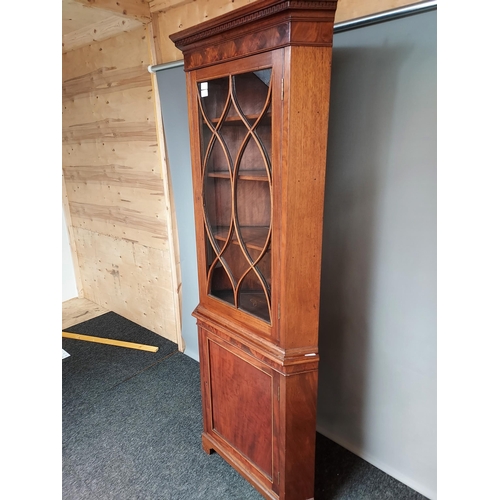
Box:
[203,334,278,489]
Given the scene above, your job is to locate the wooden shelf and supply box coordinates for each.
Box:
[207,113,271,125]
[212,225,270,251]
[238,290,270,321]
[207,170,269,181]
[211,289,270,322]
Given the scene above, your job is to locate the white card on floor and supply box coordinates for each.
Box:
[62,349,70,359]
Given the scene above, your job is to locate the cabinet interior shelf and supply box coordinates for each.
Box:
[212,226,270,251]
[207,170,269,181]
[208,113,271,125]
[212,289,270,320]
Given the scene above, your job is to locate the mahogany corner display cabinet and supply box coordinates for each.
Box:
[170,1,338,498]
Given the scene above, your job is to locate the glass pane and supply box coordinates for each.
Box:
[208,253,235,306]
[233,70,271,118]
[198,77,229,122]
[198,69,273,322]
[237,249,271,322]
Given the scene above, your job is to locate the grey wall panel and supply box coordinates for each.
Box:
[317,10,436,499]
[156,67,200,361]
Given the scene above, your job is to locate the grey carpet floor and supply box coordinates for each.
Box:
[62,312,429,500]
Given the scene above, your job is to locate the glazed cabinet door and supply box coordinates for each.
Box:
[186,51,283,340]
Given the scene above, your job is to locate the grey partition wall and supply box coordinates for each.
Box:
[156,66,200,361]
[317,9,437,500]
[155,7,436,499]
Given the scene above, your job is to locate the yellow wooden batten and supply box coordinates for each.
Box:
[62,331,159,352]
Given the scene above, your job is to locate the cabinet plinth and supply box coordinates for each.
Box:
[170,1,337,498]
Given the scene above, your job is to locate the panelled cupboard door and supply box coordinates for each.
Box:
[186,51,284,342]
[199,325,280,496]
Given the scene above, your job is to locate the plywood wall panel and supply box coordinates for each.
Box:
[73,0,152,22]
[66,188,168,228]
[64,166,166,195]
[63,86,155,121]
[69,202,169,249]
[63,173,84,298]
[63,66,150,103]
[63,142,164,174]
[74,228,178,340]
[335,0,417,23]
[63,16,145,54]
[63,27,150,81]
[62,25,181,343]
[63,120,158,144]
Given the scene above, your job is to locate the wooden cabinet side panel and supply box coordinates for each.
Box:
[280,369,319,499]
[279,45,333,350]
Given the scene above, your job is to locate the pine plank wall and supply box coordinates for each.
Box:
[62,0,417,349]
[62,26,182,346]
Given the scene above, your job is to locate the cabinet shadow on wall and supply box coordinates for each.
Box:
[317,42,411,489]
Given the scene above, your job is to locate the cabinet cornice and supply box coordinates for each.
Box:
[170,0,337,70]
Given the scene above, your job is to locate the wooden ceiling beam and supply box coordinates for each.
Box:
[75,0,151,23]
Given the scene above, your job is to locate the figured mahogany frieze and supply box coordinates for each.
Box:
[184,24,289,70]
